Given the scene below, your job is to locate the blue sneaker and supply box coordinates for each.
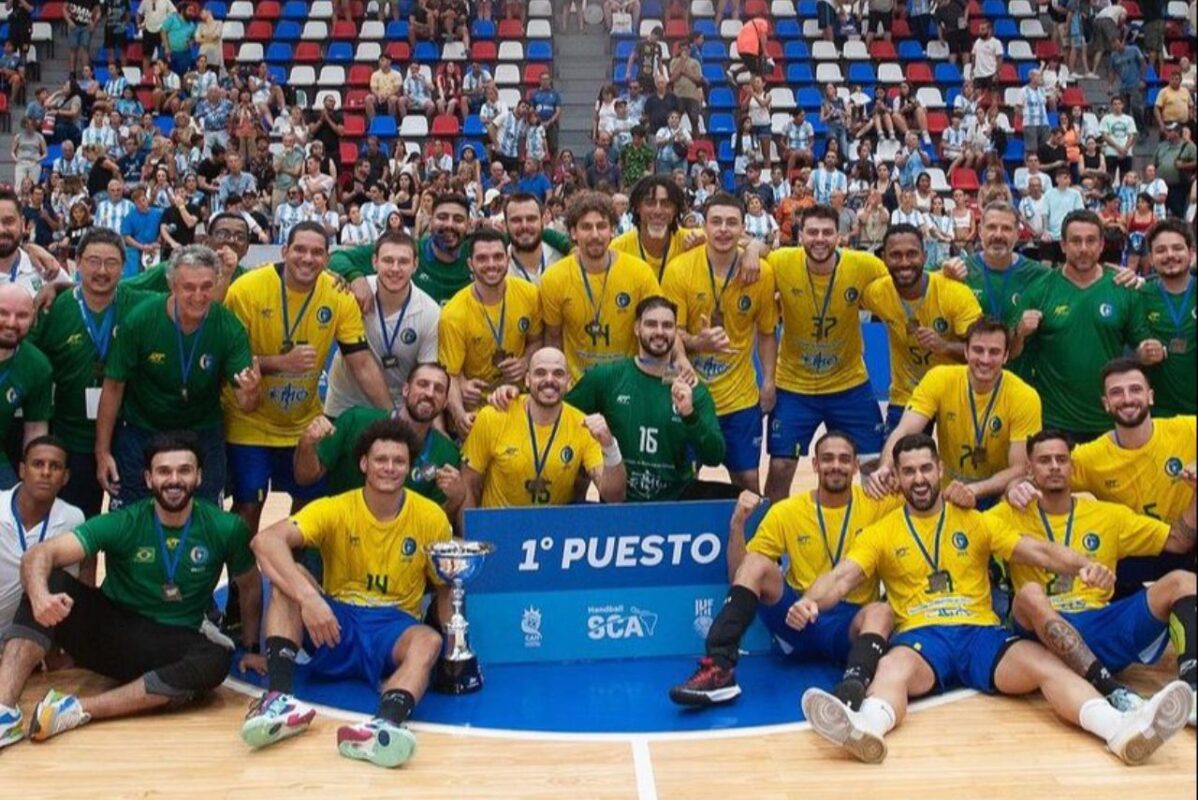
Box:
[240,691,316,749]
[0,704,23,750]
[336,718,417,768]
[28,690,90,742]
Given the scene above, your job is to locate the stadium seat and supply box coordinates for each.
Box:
[257,1,282,20]
[815,63,843,83]
[443,42,468,61]
[848,63,876,84]
[917,87,945,108]
[289,66,316,87]
[878,63,904,83]
[470,42,497,60]
[527,19,552,38]
[360,20,385,39]
[265,43,293,64]
[774,18,801,39]
[498,42,525,61]
[709,87,736,110]
[529,0,553,14]
[1020,18,1046,38]
[1007,39,1034,61]
[925,40,951,60]
[812,41,839,60]
[784,40,811,61]
[274,21,301,41]
[348,64,372,87]
[319,66,347,87]
[246,20,274,41]
[323,42,351,63]
[527,41,553,60]
[524,63,550,85]
[720,19,744,38]
[1008,0,1034,16]
[708,113,736,135]
[843,40,869,60]
[797,87,822,110]
[400,115,430,138]
[228,1,254,20]
[495,64,521,86]
[951,169,980,190]
[222,20,245,41]
[498,19,525,38]
[472,19,497,40]
[907,63,933,84]
[934,63,963,85]
[702,41,728,61]
[302,21,328,40]
[998,63,1019,85]
[926,111,948,134]
[431,114,461,137]
[310,0,334,19]
[993,18,1018,39]
[369,116,398,138]
[927,168,950,192]
[770,87,796,110]
[237,42,264,63]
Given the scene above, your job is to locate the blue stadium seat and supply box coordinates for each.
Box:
[1003,138,1024,163]
[797,0,818,16]
[463,115,486,137]
[693,20,718,38]
[472,19,496,39]
[614,40,636,60]
[386,20,410,40]
[981,0,1006,16]
[265,43,293,64]
[934,63,963,85]
[642,0,664,17]
[281,1,308,19]
[1145,65,1161,85]
[1046,111,1059,127]
[783,41,810,61]
[797,87,822,110]
[327,42,353,64]
[274,20,301,41]
[1017,62,1037,82]
[613,64,630,83]
[708,113,736,135]
[268,66,288,85]
[153,116,175,136]
[527,41,553,60]
[786,63,814,84]
[369,116,398,138]
[44,144,61,166]
[809,117,827,136]
[993,18,1018,39]
[702,64,726,84]
[848,63,876,83]
[717,139,735,163]
[775,19,801,39]
[702,41,727,61]
[897,40,925,60]
[709,87,736,110]
[721,170,737,191]
[413,41,439,61]
[207,1,228,19]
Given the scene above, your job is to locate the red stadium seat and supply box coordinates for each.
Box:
[745,0,769,16]
[39,2,65,20]
[333,20,359,39]
[1060,87,1086,107]
[343,115,367,137]
[256,1,282,20]
[997,62,1019,85]
[892,18,911,38]
[870,41,898,60]
[124,42,143,64]
[431,114,461,136]
[385,42,412,61]
[348,64,373,87]
[497,20,524,38]
[688,139,716,163]
[345,89,368,108]
[1123,1,1142,18]
[951,169,980,190]
[340,142,359,166]
[1168,41,1193,61]
[906,62,933,84]
[222,42,236,63]
[246,21,274,41]
[1034,40,1060,60]
[926,110,948,134]
[471,41,497,60]
[295,42,322,63]
[524,63,550,85]
[665,20,689,39]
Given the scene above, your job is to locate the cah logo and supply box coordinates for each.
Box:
[737,295,751,312]
[1165,457,1184,478]
[148,352,167,365]
[1082,533,1101,552]
[188,546,209,565]
[797,534,812,545]
[134,547,155,563]
[933,317,949,334]
[401,328,418,345]
[1098,303,1114,319]
[518,316,531,332]
[844,287,860,303]
[66,333,85,347]
[615,292,631,309]
[316,306,333,324]
[894,546,910,559]
[952,531,969,551]
[259,308,275,319]
[693,597,715,638]
[586,604,658,640]
[269,383,311,411]
[560,445,575,464]
[1052,304,1070,317]
[4,387,20,405]
[616,394,631,405]
[402,537,417,556]
[199,354,214,371]
[989,417,1003,434]
[521,606,543,648]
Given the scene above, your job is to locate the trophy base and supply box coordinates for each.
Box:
[432,656,484,695]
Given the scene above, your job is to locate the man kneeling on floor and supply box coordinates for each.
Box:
[242,418,452,769]
[0,431,263,747]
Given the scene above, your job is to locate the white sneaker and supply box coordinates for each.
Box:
[0,703,23,749]
[1107,680,1191,766]
[1189,688,1196,728]
[801,688,887,764]
[27,690,90,742]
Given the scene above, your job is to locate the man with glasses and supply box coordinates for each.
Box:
[123,213,254,301]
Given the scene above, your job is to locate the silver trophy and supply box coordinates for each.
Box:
[425,540,496,694]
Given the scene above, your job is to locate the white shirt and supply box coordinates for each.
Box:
[340,219,379,245]
[324,278,441,417]
[508,242,564,286]
[0,249,47,297]
[0,486,85,630]
[971,37,1004,79]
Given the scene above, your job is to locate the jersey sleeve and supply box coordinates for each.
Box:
[906,367,945,418]
[756,266,779,333]
[290,497,336,550]
[220,310,254,382]
[843,522,882,581]
[72,511,128,558]
[564,367,601,414]
[982,512,1023,561]
[1008,380,1042,442]
[436,302,468,374]
[417,305,440,364]
[461,407,498,473]
[22,357,53,423]
[659,264,689,328]
[104,310,141,382]
[327,244,376,283]
[222,514,256,577]
[315,412,352,472]
[1113,504,1171,559]
[1127,287,1154,345]
[333,288,368,348]
[745,505,787,561]
[525,284,544,338]
[859,253,890,286]
[950,281,983,336]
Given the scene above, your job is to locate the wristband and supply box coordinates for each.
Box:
[602,440,622,468]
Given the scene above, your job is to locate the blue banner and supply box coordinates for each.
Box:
[463,500,772,664]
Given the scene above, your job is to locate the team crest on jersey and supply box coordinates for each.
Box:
[933,317,949,334]
[1098,303,1114,319]
[1083,533,1101,552]
[401,328,418,345]
[135,547,155,563]
[560,445,575,464]
[518,316,531,332]
[148,352,166,365]
[199,354,214,371]
[402,537,417,556]
[4,387,19,405]
[844,287,859,302]
[989,417,1003,433]
[737,295,751,312]
[1165,457,1184,478]
[316,306,333,324]
[615,292,631,309]
[952,531,969,551]
[189,545,209,565]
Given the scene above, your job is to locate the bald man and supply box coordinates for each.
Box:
[0,284,53,488]
[461,347,626,507]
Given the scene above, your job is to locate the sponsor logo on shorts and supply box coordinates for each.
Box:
[521,606,543,647]
[586,604,658,640]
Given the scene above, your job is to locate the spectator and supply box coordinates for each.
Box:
[820,83,850,164]
[969,20,1004,91]
[22,184,59,247]
[149,58,182,114]
[808,151,848,206]
[531,73,563,155]
[366,55,403,124]
[1019,174,1047,256]
[729,18,772,85]
[585,147,621,189]
[194,85,233,152]
[1138,164,1169,219]
[617,126,654,187]
[941,110,970,176]
[10,117,46,191]
[744,76,773,168]
[1078,135,1106,183]
[1037,126,1070,176]
[0,42,26,105]
[1089,1,1126,77]
[158,185,200,260]
[515,158,553,204]
[654,110,691,175]
[46,81,85,146]
[400,62,437,120]
[743,193,779,245]
[1139,0,1166,70]
[1107,37,1147,125]
[668,43,704,135]
[605,0,641,32]
[1153,122,1198,219]
[194,6,223,68]
[643,74,682,138]
[408,0,438,46]
[1154,71,1193,131]
[978,163,1014,207]
[892,81,931,145]
[65,0,101,78]
[896,131,930,189]
[627,26,665,94]
[137,0,175,74]
[907,0,934,46]
[439,0,471,47]
[492,100,532,174]
[1063,0,1094,78]
[215,152,257,213]
[865,0,894,45]
[1098,96,1137,182]
[890,186,926,227]
[924,194,954,266]
[950,187,976,248]
[1123,192,1155,273]
[816,0,838,40]
[1041,167,1085,262]
[119,186,163,276]
[936,0,970,66]
[782,108,815,174]
[738,161,774,212]
[299,156,335,204]
[271,132,305,211]
[463,61,493,115]
[1020,69,1054,156]
[160,2,199,76]
[857,189,891,250]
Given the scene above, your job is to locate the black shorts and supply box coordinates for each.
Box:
[867,11,893,35]
[105,27,127,52]
[142,29,163,59]
[947,29,970,54]
[10,17,31,49]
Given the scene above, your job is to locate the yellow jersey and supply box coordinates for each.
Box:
[438,277,543,391]
[660,248,779,415]
[747,485,903,605]
[906,366,1042,484]
[772,248,889,395]
[540,251,661,381]
[611,226,702,282]
[461,395,604,508]
[1070,416,1196,523]
[861,271,982,407]
[986,497,1169,613]
[846,503,1022,632]
[223,265,367,445]
[291,488,451,614]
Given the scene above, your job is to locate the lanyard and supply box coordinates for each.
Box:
[578,253,613,328]
[526,404,563,482]
[511,247,546,283]
[903,504,946,572]
[979,258,1018,321]
[1037,499,1076,548]
[706,251,739,318]
[173,299,208,392]
[815,493,853,566]
[967,373,1004,450]
[1157,275,1194,338]
[10,488,49,553]
[806,252,840,339]
[153,509,194,588]
[376,286,413,355]
[638,235,671,279]
[898,274,928,329]
[474,285,508,350]
[8,256,19,283]
[279,270,316,348]
[74,288,116,364]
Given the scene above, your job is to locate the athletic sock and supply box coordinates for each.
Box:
[1169,595,1196,688]
[857,697,896,737]
[265,636,299,695]
[1084,660,1125,697]
[833,633,888,710]
[1078,697,1123,742]
[377,689,415,725]
[705,585,759,670]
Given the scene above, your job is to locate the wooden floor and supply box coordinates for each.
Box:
[1,467,1195,798]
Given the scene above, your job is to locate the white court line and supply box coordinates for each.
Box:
[223,675,976,744]
[631,738,659,800]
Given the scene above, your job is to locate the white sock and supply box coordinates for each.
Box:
[858,697,897,737]
[1078,698,1123,742]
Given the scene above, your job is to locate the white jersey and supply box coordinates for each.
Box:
[340,219,379,246]
[0,249,48,297]
[323,278,441,418]
[507,242,564,287]
[0,486,85,630]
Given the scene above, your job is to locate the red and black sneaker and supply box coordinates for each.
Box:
[668,657,742,707]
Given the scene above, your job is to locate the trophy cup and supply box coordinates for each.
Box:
[425,540,496,694]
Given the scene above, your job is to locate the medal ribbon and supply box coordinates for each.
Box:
[815,493,853,566]
[526,403,563,484]
[1037,498,1076,549]
[10,488,49,553]
[638,236,670,279]
[898,275,928,330]
[805,252,840,340]
[153,509,194,589]
[578,253,613,330]
[376,286,413,356]
[1157,275,1194,342]
[967,373,1003,453]
[474,285,508,352]
[280,271,317,347]
[903,504,946,573]
[706,251,739,322]
[174,299,209,394]
[75,288,116,365]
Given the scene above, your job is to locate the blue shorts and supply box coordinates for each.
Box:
[892,624,1020,695]
[767,382,884,458]
[758,583,859,664]
[66,25,93,49]
[719,405,764,473]
[1061,592,1169,673]
[303,598,421,685]
[226,443,328,505]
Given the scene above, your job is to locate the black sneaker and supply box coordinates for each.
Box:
[669,657,742,707]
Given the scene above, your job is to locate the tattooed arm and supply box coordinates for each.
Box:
[1162,480,1197,554]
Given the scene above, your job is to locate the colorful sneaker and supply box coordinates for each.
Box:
[0,704,23,750]
[1106,687,1145,713]
[801,687,887,764]
[336,718,417,768]
[668,657,742,707]
[240,691,316,749]
[1107,680,1191,766]
[27,690,90,742]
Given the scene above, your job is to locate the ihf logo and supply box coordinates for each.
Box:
[521,606,543,648]
[693,598,715,638]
